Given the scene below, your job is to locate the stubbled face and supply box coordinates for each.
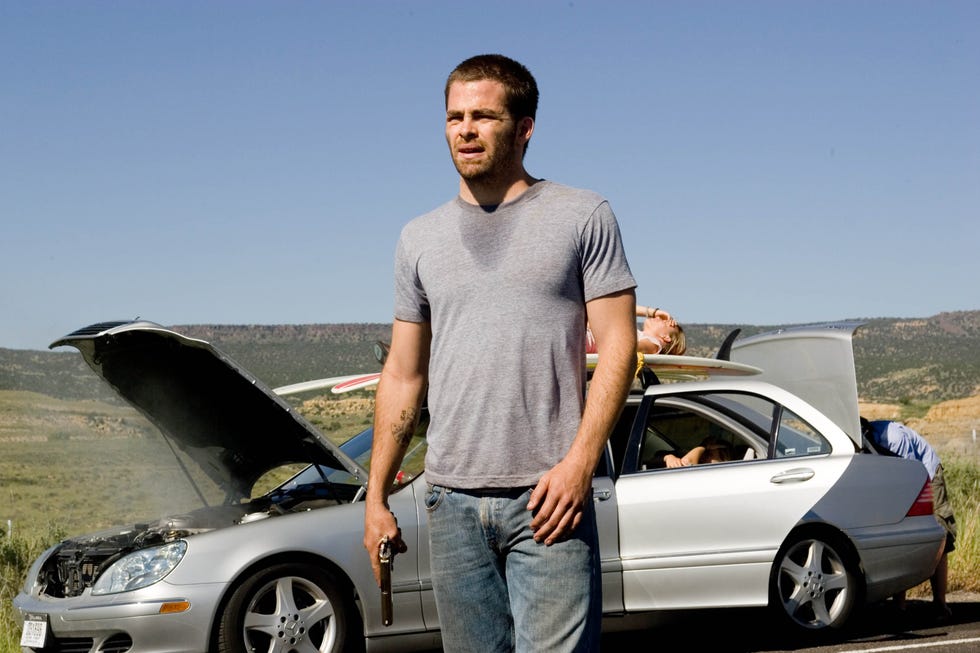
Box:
[445,79,528,183]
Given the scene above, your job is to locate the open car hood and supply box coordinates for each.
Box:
[730,322,863,447]
[50,320,368,499]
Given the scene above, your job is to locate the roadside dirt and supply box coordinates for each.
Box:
[949,590,980,603]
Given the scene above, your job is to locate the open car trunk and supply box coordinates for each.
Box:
[731,322,863,447]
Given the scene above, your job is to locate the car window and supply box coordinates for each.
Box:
[626,391,828,473]
[634,395,755,471]
[252,410,431,501]
[774,407,831,458]
[336,417,429,490]
[604,400,640,476]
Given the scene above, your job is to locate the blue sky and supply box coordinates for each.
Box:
[2,1,977,350]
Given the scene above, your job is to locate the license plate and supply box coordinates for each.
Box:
[20,613,48,648]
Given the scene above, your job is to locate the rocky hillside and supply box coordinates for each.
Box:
[682,311,980,404]
[862,393,980,453]
[1,312,978,406]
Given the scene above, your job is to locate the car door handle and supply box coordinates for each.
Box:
[770,468,815,484]
[593,488,612,501]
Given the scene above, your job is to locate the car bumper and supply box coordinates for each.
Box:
[851,515,946,602]
[13,580,226,653]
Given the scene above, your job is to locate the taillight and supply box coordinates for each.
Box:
[906,479,934,517]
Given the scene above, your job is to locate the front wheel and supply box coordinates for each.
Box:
[770,533,859,632]
[217,562,357,653]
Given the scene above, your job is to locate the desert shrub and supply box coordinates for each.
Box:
[944,455,980,593]
[0,523,66,653]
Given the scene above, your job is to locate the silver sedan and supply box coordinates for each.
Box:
[14,321,945,652]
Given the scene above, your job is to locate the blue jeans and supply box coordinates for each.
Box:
[425,484,601,653]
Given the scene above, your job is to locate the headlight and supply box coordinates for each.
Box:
[91,541,187,595]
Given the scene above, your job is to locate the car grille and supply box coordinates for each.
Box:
[100,634,133,653]
[28,637,92,653]
[26,633,132,653]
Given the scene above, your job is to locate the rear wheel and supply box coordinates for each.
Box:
[217,562,358,653]
[770,533,859,632]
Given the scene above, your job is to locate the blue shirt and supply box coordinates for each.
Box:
[869,420,941,479]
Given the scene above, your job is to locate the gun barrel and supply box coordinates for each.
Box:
[379,536,394,626]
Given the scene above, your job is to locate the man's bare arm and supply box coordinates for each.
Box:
[363,319,430,584]
[528,289,637,544]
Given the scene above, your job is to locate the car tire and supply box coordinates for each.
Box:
[769,532,859,632]
[217,562,359,653]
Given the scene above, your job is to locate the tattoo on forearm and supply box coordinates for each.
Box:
[390,407,417,447]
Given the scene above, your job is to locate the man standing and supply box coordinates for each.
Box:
[861,418,957,621]
[363,54,637,651]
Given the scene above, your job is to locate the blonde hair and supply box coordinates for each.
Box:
[663,324,686,355]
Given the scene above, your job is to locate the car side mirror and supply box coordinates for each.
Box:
[374,341,390,366]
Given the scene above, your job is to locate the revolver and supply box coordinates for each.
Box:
[379,535,394,626]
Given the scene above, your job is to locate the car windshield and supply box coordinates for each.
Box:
[271,414,429,498]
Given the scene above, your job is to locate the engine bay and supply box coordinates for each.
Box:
[38,479,354,598]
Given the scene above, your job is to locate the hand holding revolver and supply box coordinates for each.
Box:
[364,503,407,627]
[377,529,406,627]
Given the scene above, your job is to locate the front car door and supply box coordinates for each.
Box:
[614,385,851,610]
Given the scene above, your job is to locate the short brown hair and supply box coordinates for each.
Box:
[445,54,539,123]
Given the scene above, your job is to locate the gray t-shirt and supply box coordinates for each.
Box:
[393,180,636,488]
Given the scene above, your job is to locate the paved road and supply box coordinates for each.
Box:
[601,595,980,652]
[417,594,980,651]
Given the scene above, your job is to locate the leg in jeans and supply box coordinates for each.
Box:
[505,490,600,653]
[426,485,513,653]
[426,484,600,653]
